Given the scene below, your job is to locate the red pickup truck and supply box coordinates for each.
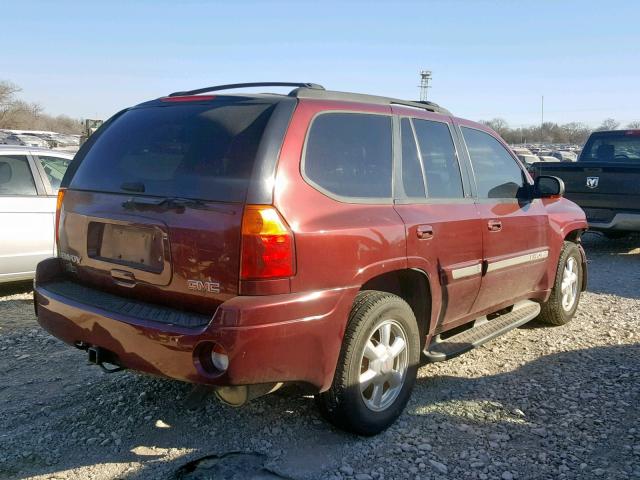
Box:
[34,82,588,435]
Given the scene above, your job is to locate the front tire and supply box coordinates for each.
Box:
[315,291,420,435]
[537,242,583,326]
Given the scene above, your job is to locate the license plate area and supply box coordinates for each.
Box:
[87,222,164,273]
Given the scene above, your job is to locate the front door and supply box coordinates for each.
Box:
[392,112,483,329]
[457,124,549,313]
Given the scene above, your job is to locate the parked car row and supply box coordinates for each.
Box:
[0,129,80,152]
[512,145,579,165]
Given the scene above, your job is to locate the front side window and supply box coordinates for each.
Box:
[38,155,72,192]
[304,113,393,199]
[461,127,525,199]
[0,155,37,196]
[412,119,464,199]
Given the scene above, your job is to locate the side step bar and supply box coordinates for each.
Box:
[424,300,541,362]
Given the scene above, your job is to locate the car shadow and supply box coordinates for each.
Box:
[581,232,640,299]
[4,343,637,480]
[0,280,33,297]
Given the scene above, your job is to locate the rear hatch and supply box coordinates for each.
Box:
[57,96,284,314]
[534,130,640,214]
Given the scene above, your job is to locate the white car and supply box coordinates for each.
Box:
[0,146,73,283]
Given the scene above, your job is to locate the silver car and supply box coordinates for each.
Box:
[0,146,73,282]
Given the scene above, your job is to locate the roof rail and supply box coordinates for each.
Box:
[289,87,450,114]
[168,82,325,97]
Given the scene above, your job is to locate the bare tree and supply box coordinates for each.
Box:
[479,118,510,138]
[626,120,640,129]
[0,79,81,133]
[596,118,620,131]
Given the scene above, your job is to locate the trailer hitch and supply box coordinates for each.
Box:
[87,346,125,373]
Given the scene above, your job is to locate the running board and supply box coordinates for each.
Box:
[424,300,541,362]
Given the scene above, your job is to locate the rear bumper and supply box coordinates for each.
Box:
[587,212,640,232]
[35,258,356,391]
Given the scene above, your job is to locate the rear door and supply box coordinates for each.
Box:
[392,111,483,328]
[457,124,549,312]
[58,97,286,314]
[0,151,54,281]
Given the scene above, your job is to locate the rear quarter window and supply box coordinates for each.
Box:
[0,155,37,196]
[69,99,277,202]
[303,112,393,201]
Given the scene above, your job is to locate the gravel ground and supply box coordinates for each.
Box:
[0,232,638,480]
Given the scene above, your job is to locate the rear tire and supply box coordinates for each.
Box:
[315,290,420,436]
[537,242,583,326]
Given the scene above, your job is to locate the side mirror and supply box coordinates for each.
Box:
[534,175,565,198]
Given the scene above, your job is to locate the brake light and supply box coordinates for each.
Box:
[160,95,216,102]
[54,188,65,247]
[240,205,295,279]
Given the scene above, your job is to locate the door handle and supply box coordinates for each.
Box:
[488,219,502,232]
[417,225,434,240]
[110,269,136,288]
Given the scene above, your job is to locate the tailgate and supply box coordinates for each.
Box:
[53,97,284,314]
[58,190,242,313]
[534,162,640,210]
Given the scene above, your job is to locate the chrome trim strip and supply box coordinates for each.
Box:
[486,250,549,273]
[451,263,482,280]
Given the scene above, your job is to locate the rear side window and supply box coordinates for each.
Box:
[461,127,525,199]
[304,113,392,200]
[400,118,426,198]
[69,99,277,202]
[412,119,464,198]
[0,155,37,196]
[38,155,72,192]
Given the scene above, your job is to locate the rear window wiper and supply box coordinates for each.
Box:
[120,181,145,193]
[122,196,209,213]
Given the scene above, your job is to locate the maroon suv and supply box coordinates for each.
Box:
[35,82,588,435]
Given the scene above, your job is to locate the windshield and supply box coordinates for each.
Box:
[69,99,277,202]
[580,132,640,162]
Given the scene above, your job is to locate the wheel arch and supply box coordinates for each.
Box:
[563,228,588,292]
[359,268,432,346]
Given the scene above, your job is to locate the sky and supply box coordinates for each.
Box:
[2,0,639,128]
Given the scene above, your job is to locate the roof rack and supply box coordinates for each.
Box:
[168,82,325,97]
[289,87,450,114]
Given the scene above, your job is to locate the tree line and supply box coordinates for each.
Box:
[2,78,639,142]
[480,117,640,146]
[0,80,82,134]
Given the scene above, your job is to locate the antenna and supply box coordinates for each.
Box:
[419,70,432,101]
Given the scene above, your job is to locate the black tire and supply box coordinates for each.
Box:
[537,242,583,326]
[315,290,420,436]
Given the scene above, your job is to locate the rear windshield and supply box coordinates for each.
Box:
[69,99,277,202]
[580,132,640,162]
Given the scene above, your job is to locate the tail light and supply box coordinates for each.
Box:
[240,205,295,279]
[54,188,65,247]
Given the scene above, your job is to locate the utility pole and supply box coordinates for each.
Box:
[541,95,544,141]
[419,70,432,101]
